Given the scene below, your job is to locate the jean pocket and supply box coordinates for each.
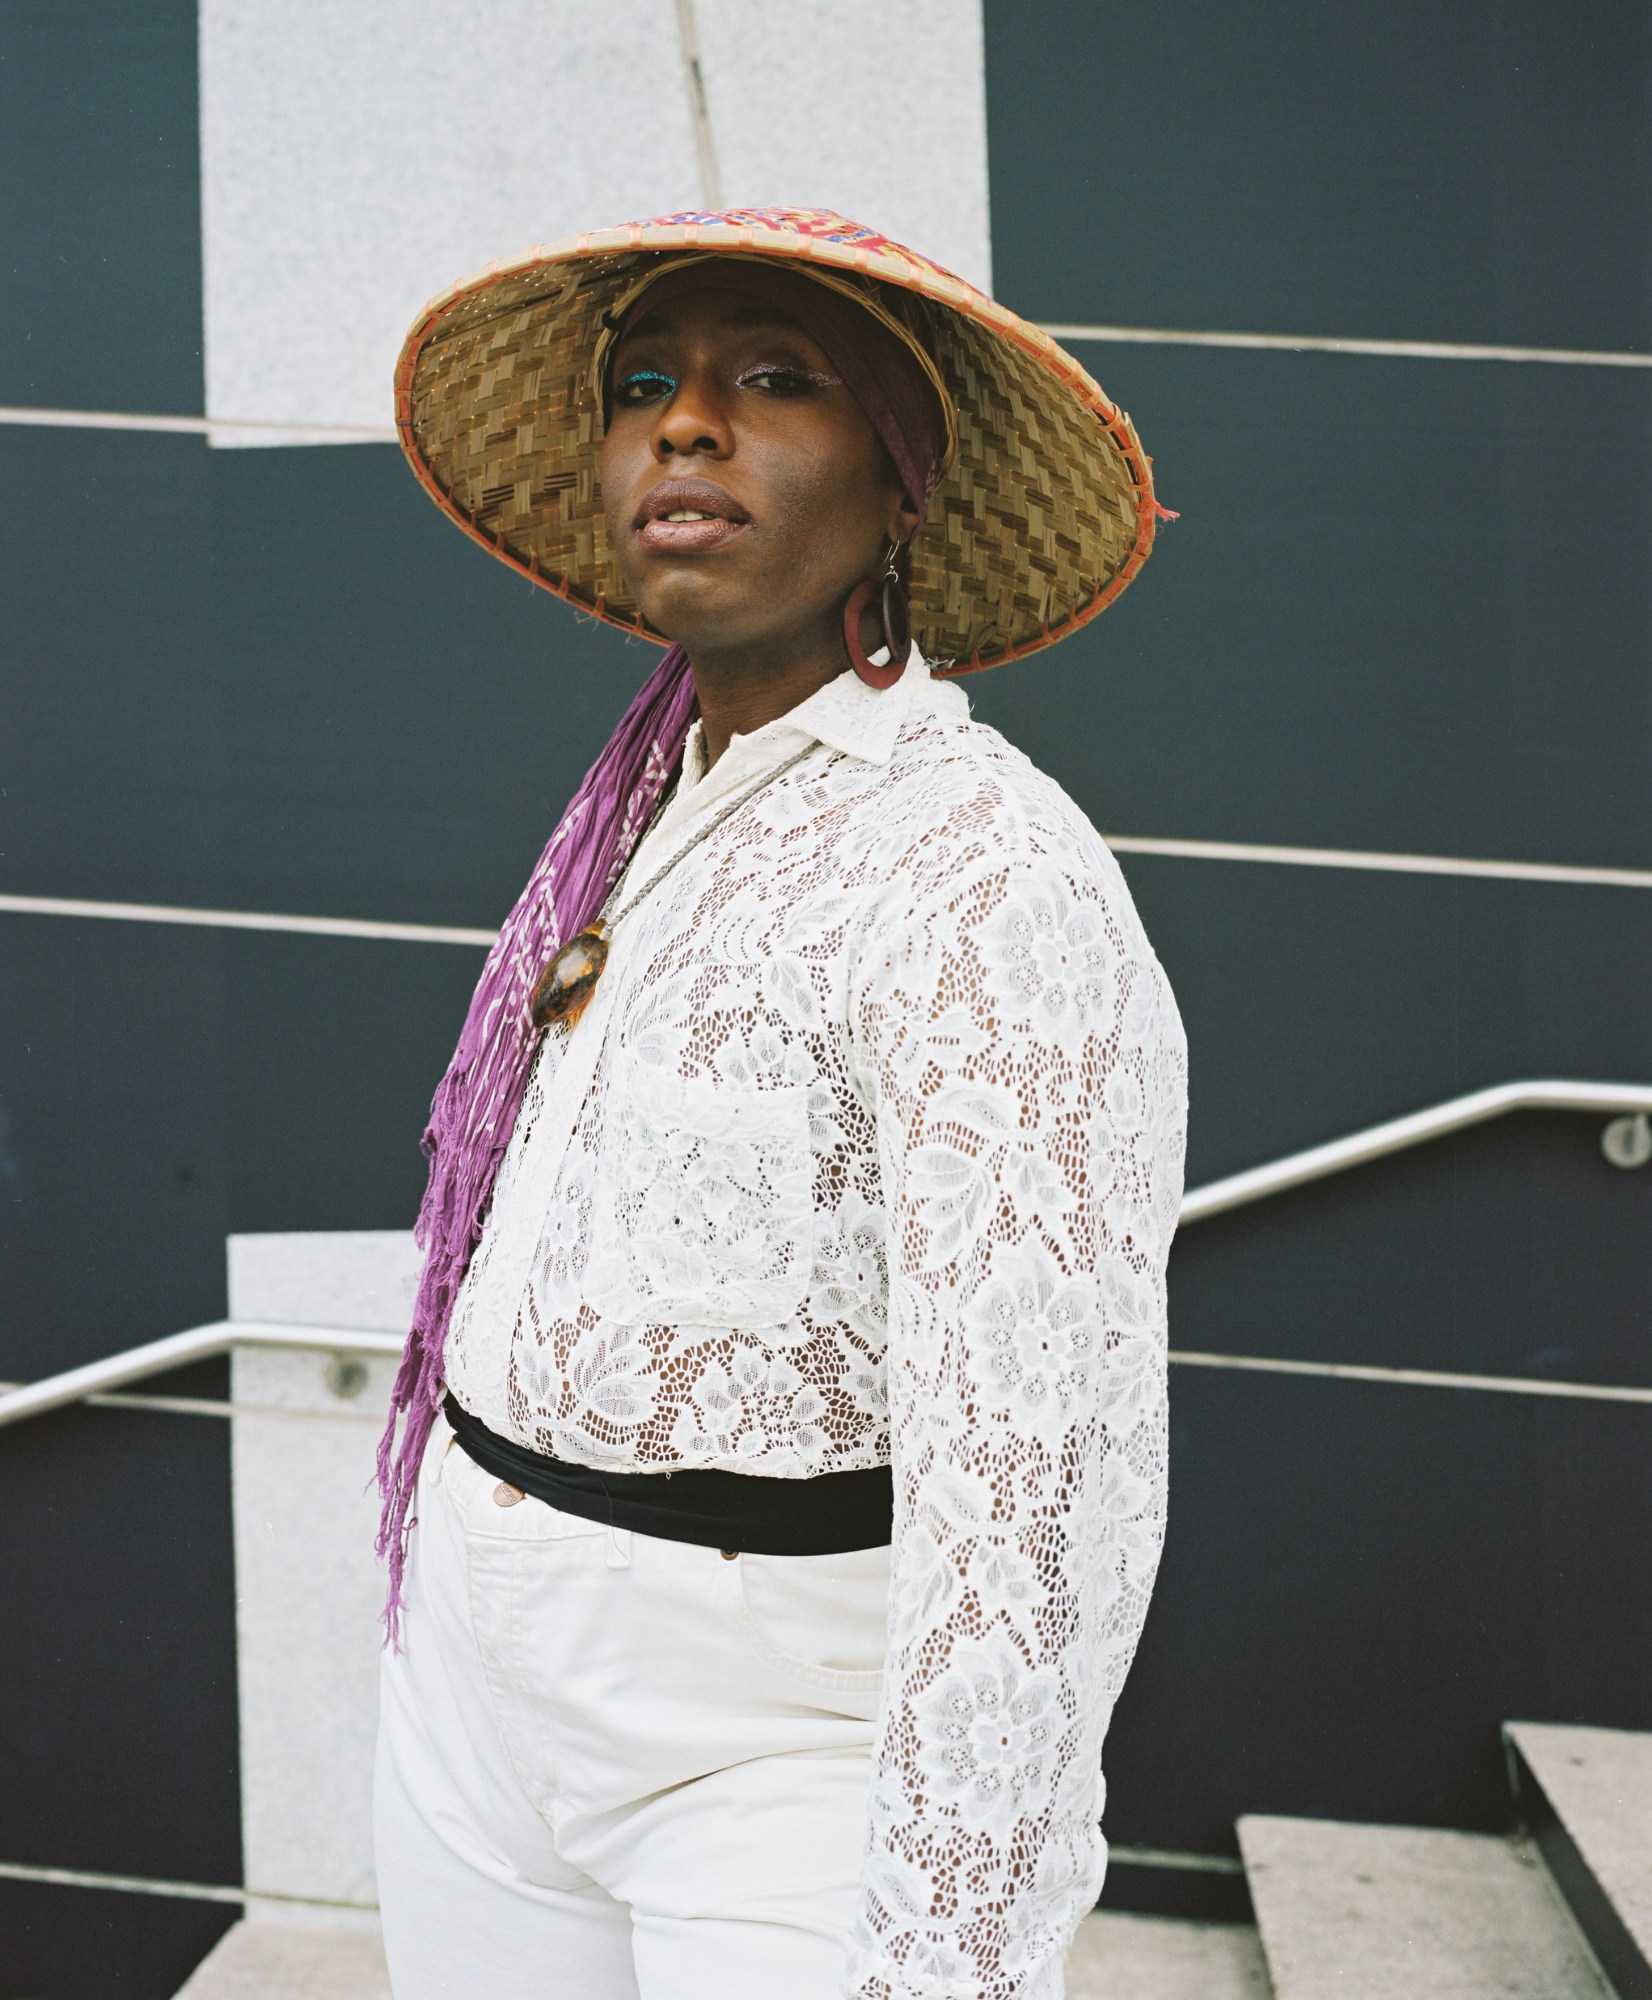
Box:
[420,1410,457,1496]
[586,1052,815,1329]
[735,1545,892,1696]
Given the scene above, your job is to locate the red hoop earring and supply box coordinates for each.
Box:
[844,546,911,689]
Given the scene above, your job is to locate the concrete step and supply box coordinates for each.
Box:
[1066,1910,1273,1998]
[1237,1814,1611,1999]
[172,1917,390,1999]
[1506,1721,1652,2000]
[175,1906,1261,2000]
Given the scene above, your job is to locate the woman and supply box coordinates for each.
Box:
[373,208,1187,2000]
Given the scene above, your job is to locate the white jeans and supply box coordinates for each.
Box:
[373,1412,890,1999]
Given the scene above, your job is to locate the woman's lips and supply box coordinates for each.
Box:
[632,479,752,557]
[635,513,750,555]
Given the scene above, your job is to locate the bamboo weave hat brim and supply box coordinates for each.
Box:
[395,208,1162,676]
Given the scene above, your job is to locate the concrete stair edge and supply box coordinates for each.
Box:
[1066,1909,1273,1998]
[171,1914,390,2000]
[1506,1720,1652,2000]
[176,1905,1274,2000]
[1237,1811,1613,2000]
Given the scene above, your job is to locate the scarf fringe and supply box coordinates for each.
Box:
[373,645,699,1645]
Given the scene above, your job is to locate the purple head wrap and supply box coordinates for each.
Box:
[374,261,948,1637]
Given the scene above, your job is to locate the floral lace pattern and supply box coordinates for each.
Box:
[445,662,1187,1999]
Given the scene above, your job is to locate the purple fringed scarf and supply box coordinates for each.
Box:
[373,642,699,1639]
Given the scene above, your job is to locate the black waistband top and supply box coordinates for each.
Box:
[442,1394,892,1556]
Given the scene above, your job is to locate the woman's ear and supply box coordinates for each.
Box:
[888,489,922,548]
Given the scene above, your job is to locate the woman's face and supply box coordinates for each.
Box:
[600,286,915,659]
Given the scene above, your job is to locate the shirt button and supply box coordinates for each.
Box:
[720,1548,739,1561]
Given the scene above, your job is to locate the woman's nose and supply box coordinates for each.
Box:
[654,376,732,459]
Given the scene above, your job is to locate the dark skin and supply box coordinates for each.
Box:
[600,287,920,771]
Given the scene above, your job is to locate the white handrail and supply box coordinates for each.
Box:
[0,1321,404,1430]
[0,1081,1646,1431]
[1180,1079,1652,1222]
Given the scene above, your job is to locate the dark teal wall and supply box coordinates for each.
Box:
[977,0,1652,1901]
[1,2,1648,1986]
[0,0,204,414]
[984,0,1652,352]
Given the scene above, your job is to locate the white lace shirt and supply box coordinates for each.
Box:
[446,656,1188,1999]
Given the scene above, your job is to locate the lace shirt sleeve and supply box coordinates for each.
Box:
[846,837,1188,2000]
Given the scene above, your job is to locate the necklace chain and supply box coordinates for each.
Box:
[596,741,823,936]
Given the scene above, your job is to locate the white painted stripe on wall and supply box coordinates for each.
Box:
[12,326,1646,453]
[11,313,1648,447]
[0,1858,248,1906]
[0,405,395,442]
[197,0,990,446]
[5,826,1648,950]
[9,332,1642,454]
[9,316,1649,449]
[1044,323,1652,368]
[0,1857,375,1912]
[1104,835,1652,891]
[1169,1351,1652,1405]
[1110,1845,1247,1875]
[0,893,496,948]
[13,1349,1647,1414]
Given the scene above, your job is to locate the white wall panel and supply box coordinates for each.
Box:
[227,1230,420,1906]
[693,0,992,293]
[199,0,702,444]
[198,0,990,445]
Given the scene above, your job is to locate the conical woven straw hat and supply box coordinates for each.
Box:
[396,207,1162,676]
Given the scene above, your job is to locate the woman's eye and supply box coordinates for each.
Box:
[739,364,827,397]
[614,368,676,405]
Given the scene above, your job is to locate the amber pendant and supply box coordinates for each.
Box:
[530,922,609,1029]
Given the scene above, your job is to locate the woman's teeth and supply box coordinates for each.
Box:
[666,510,709,522]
